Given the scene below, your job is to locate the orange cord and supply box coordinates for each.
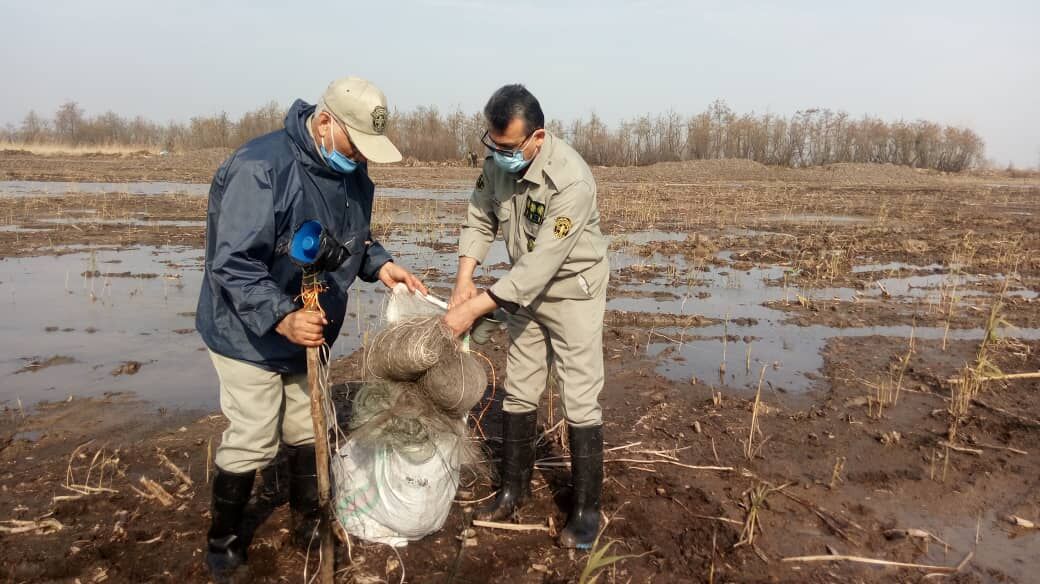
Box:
[296,274,327,317]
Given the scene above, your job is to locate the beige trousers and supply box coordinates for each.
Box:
[502,283,607,428]
[209,350,315,474]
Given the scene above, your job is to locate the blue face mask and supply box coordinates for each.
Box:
[492,149,531,174]
[319,119,358,174]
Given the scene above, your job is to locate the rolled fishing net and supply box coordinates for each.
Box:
[365,316,454,381]
[348,285,490,468]
[417,347,487,418]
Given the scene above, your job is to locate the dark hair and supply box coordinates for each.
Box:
[484,84,544,134]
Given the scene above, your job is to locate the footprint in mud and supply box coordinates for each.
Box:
[15,355,76,374]
[110,360,144,376]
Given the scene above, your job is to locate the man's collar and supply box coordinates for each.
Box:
[519,131,554,186]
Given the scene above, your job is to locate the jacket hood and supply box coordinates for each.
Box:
[284,99,334,176]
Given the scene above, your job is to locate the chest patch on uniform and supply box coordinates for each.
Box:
[553,217,573,239]
[524,196,546,224]
[476,173,485,190]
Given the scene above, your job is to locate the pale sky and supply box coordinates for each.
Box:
[2,0,1037,166]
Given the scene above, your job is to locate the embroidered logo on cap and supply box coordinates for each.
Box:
[371,106,388,134]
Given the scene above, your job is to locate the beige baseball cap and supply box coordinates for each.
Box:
[320,77,402,164]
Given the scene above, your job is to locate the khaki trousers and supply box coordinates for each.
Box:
[502,284,607,428]
[209,350,315,474]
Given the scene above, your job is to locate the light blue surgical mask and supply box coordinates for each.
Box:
[492,149,531,174]
[319,118,359,174]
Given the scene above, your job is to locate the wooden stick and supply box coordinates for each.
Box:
[972,442,1027,455]
[938,440,983,456]
[307,342,335,584]
[473,519,550,532]
[606,459,734,472]
[535,459,733,472]
[157,452,193,487]
[138,476,174,507]
[946,371,1040,384]
[782,554,960,572]
[0,518,64,534]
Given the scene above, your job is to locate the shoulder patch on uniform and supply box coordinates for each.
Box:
[553,217,573,239]
[476,173,485,190]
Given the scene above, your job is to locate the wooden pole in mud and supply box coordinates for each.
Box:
[303,273,335,584]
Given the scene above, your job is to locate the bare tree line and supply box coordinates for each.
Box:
[2,99,984,171]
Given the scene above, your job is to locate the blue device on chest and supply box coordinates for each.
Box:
[289,220,350,273]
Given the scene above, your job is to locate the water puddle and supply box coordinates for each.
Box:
[2,222,1036,407]
[376,187,470,201]
[852,262,945,274]
[0,180,208,197]
[611,230,690,245]
[12,429,43,442]
[0,225,53,233]
[0,246,390,409]
[894,509,1037,583]
[607,251,1038,392]
[37,217,205,228]
[0,180,467,202]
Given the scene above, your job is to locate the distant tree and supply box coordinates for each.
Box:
[5,98,987,171]
[54,101,84,144]
[233,101,284,147]
[19,110,49,143]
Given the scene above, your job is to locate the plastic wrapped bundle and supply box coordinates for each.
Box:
[365,316,455,381]
[417,348,487,417]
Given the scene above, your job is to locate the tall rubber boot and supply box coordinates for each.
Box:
[475,410,538,521]
[206,468,256,583]
[558,424,603,549]
[286,443,321,551]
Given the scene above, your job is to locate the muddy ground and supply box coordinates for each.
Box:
[0,151,1038,583]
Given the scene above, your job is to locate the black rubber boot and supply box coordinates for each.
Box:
[475,410,538,521]
[258,446,289,506]
[206,468,256,583]
[558,424,603,550]
[286,443,322,551]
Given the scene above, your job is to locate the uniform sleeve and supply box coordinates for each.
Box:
[490,179,595,307]
[209,160,298,336]
[359,240,392,283]
[458,171,498,263]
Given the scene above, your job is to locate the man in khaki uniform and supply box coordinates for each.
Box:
[444,84,608,549]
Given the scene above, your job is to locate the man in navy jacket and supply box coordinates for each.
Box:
[196,77,425,580]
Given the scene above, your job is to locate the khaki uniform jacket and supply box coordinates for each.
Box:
[459,132,609,309]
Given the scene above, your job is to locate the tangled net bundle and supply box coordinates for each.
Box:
[349,381,483,466]
[365,316,454,381]
[417,348,487,417]
[353,314,489,470]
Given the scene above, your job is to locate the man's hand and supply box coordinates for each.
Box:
[450,256,480,308]
[450,278,478,309]
[378,262,428,295]
[276,309,327,347]
[444,292,499,337]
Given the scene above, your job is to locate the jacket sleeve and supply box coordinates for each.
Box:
[458,172,498,263]
[359,240,392,283]
[209,160,298,336]
[490,179,595,307]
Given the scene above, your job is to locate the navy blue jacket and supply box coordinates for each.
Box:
[196,100,392,373]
